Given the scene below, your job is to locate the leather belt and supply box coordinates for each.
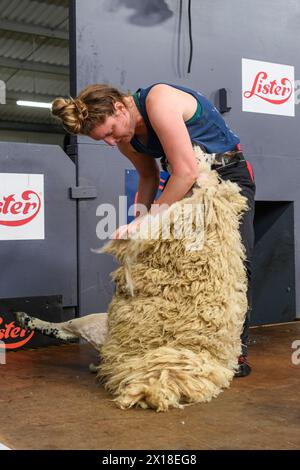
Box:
[160,149,245,172]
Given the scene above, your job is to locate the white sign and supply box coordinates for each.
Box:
[0,173,44,240]
[242,58,295,116]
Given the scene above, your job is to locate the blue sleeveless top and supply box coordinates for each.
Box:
[130,83,240,157]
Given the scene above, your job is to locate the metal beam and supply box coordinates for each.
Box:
[0,120,64,134]
[0,19,68,40]
[6,90,66,103]
[69,0,77,96]
[0,57,69,76]
[29,0,69,4]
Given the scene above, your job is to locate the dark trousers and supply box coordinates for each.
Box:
[216,159,256,356]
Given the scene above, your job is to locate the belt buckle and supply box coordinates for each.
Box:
[213,153,225,166]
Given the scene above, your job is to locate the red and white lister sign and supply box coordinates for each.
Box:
[0,173,44,240]
[242,58,295,116]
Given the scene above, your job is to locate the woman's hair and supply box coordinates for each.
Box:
[51,84,130,135]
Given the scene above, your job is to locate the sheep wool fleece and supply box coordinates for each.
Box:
[98,146,248,412]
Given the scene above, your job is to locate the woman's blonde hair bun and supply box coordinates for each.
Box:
[51,97,88,134]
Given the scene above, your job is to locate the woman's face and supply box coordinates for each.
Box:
[88,101,134,146]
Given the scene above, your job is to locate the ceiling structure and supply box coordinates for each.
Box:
[0,0,69,134]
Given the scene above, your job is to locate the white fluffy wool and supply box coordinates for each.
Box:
[97,157,248,412]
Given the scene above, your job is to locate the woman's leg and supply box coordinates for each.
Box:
[238,183,255,356]
[216,160,256,359]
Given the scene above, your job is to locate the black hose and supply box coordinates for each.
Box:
[187,0,193,74]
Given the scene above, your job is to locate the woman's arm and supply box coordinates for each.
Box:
[117,141,160,216]
[146,84,201,214]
